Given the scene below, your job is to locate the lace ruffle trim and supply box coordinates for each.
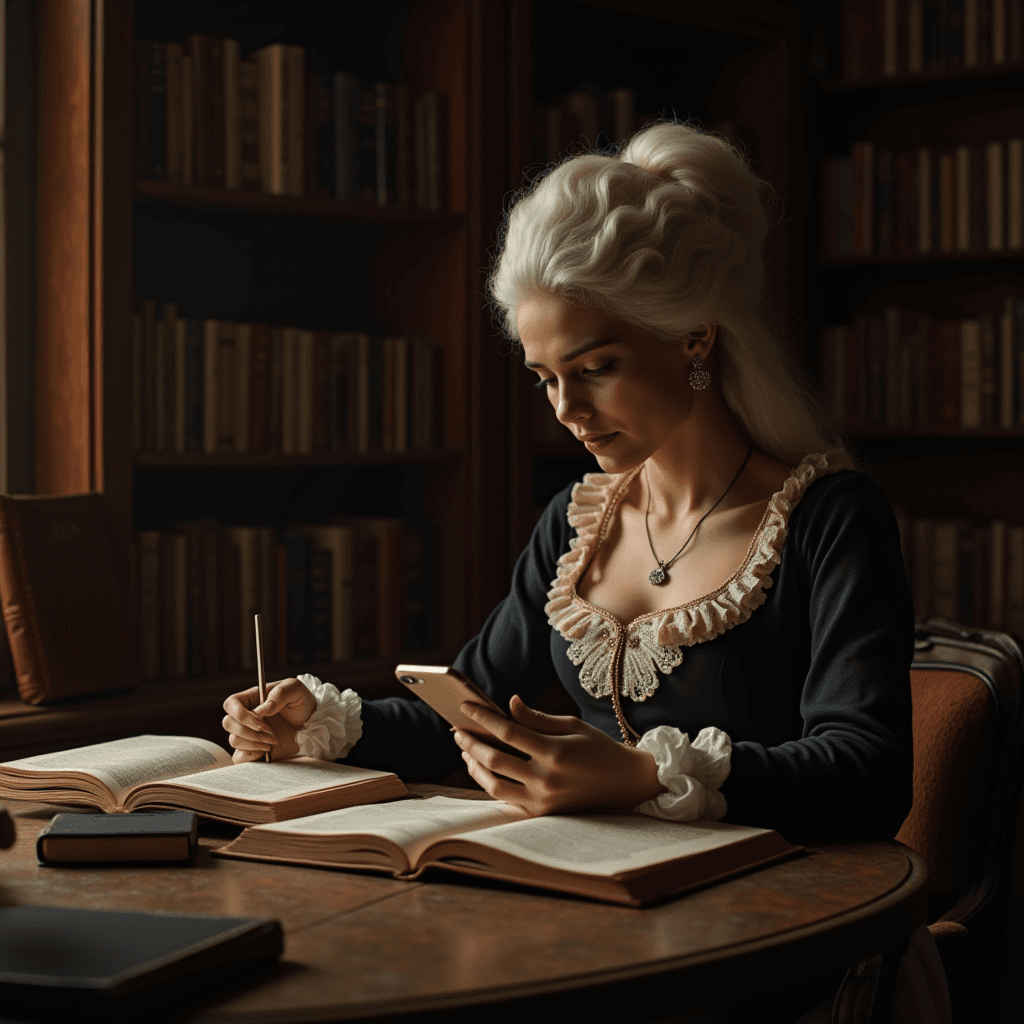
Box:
[294,674,363,761]
[544,449,850,700]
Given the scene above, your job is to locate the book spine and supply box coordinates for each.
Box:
[932,319,961,427]
[221,535,241,673]
[939,149,955,252]
[162,303,178,453]
[382,336,396,452]
[352,531,378,657]
[837,156,853,255]
[970,145,985,251]
[989,519,1007,627]
[287,46,305,197]
[183,321,203,451]
[308,72,334,198]
[909,0,926,71]
[239,58,261,191]
[281,327,298,454]
[179,524,206,676]
[145,42,167,180]
[165,43,183,184]
[966,0,980,64]
[310,547,332,663]
[161,534,185,679]
[1007,525,1024,636]
[895,150,916,255]
[285,533,313,664]
[1007,137,1023,249]
[216,322,237,451]
[395,84,412,207]
[0,497,52,703]
[329,334,350,451]
[395,337,410,453]
[883,307,902,429]
[224,39,241,190]
[866,316,886,426]
[269,327,285,451]
[367,336,384,451]
[979,312,997,427]
[276,541,289,665]
[231,528,259,671]
[999,298,1015,429]
[875,148,894,255]
[955,145,971,251]
[256,45,284,195]
[234,323,251,453]
[960,318,982,428]
[181,53,193,185]
[202,321,218,453]
[917,147,932,252]
[132,313,143,452]
[375,82,397,207]
[142,299,157,452]
[138,531,162,680]
[311,331,331,451]
[257,527,278,667]
[358,85,377,203]
[248,324,271,453]
[333,72,360,202]
[174,320,187,453]
[202,526,221,673]
[852,141,874,255]
[297,329,314,455]
[986,140,1005,250]
[133,41,148,177]
[154,319,166,451]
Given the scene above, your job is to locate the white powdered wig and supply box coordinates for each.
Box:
[488,122,850,467]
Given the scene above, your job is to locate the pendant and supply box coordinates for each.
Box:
[648,565,667,585]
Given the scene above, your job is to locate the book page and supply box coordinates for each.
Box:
[457,814,769,877]
[148,758,391,801]
[257,796,523,859]
[2,736,231,800]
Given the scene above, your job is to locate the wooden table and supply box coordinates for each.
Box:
[0,793,928,1024]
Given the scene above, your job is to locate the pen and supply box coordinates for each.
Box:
[254,613,270,763]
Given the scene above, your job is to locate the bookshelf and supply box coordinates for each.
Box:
[806,1,1024,637]
[21,0,529,727]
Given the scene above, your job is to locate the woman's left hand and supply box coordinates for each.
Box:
[454,695,665,816]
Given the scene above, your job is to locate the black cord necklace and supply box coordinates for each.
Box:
[644,444,754,585]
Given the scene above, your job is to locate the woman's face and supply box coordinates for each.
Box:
[517,291,698,474]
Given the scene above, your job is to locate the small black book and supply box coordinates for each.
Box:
[36,810,199,865]
[0,905,283,1021]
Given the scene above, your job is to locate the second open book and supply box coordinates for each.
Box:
[0,735,408,825]
[213,796,800,906]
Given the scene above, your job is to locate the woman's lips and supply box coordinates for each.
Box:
[580,432,619,450]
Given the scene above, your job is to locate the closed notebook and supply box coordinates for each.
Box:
[0,492,135,704]
[36,810,199,865]
[0,905,282,1020]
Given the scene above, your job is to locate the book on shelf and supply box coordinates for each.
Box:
[841,0,1023,80]
[133,38,447,211]
[536,85,639,164]
[0,735,409,826]
[821,135,1023,258]
[0,494,136,705]
[134,516,436,680]
[819,294,1024,431]
[132,306,445,456]
[899,515,1024,634]
[212,794,800,907]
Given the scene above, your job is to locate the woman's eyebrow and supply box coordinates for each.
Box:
[523,337,617,370]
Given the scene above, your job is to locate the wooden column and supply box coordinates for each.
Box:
[35,0,133,594]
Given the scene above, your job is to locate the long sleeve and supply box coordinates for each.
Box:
[344,484,573,780]
[719,472,915,842]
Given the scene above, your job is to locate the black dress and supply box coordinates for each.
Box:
[346,450,915,844]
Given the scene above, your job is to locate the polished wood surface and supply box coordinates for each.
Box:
[0,792,928,1023]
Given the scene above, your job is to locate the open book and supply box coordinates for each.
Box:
[0,735,408,826]
[213,796,800,905]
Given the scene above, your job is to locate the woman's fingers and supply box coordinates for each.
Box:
[460,701,550,757]
[223,687,274,738]
[508,694,582,734]
[221,712,277,748]
[453,730,531,784]
[254,678,315,726]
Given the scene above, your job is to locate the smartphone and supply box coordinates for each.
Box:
[394,664,524,757]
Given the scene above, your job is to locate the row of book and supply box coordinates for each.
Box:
[134,37,448,210]
[895,513,1024,634]
[535,87,640,164]
[134,519,438,682]
[820,138,1024,257]
[842,0,1024,80]
[820,297,1024,430]
[132,302,444,456]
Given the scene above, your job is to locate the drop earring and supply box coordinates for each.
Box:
[688,354,711,391]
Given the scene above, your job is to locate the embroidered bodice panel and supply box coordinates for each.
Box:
[543,449,851,703]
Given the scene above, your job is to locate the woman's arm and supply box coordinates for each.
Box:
[721,472,916,842]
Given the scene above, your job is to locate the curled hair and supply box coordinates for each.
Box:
[488,121,850,467]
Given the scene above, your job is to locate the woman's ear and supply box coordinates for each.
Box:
[681,323,717,358]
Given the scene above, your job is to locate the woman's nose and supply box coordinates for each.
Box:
[555,384,590,424]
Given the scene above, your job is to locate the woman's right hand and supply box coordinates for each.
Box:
[222,677,317,764]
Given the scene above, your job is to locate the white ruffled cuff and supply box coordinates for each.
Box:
[634,725,732,821]
[293,674,363,761]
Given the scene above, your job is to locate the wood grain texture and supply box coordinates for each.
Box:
[35,0,92,495]
[0,797,927,1024]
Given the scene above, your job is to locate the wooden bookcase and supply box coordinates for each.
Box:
[5,0,530,747]
[804,3,1024,635]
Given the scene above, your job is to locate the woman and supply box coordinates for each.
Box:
[222,122,915,843]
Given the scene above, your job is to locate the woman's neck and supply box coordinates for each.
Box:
[639,389,753,520]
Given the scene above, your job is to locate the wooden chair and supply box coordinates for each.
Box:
[831,617,1024,1023]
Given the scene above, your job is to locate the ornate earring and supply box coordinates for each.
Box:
[688,354,711,391]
